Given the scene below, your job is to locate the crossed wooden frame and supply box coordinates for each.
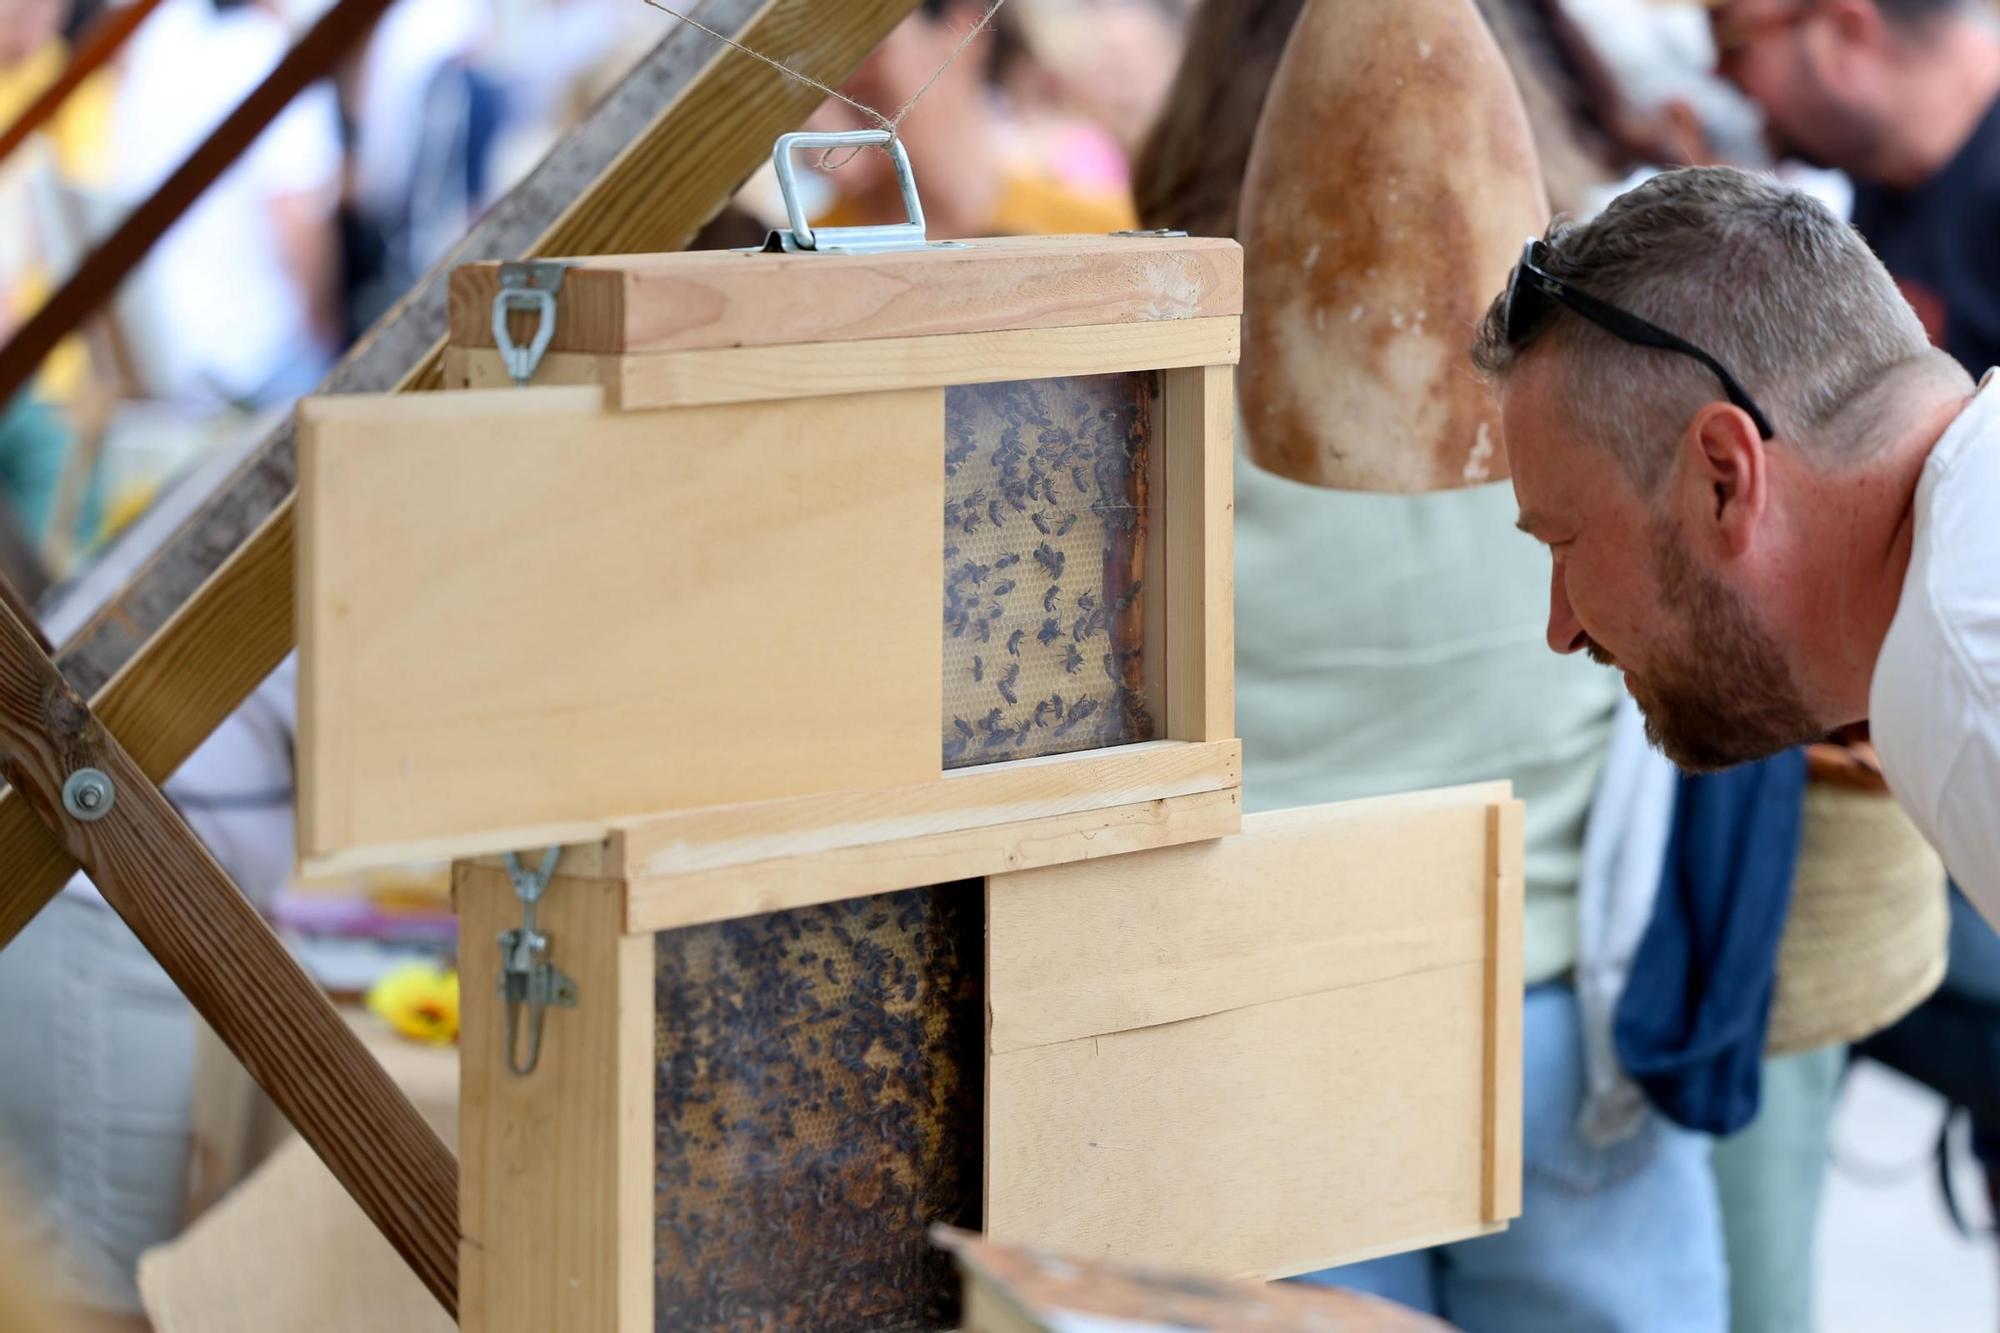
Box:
[0,0,924,1315]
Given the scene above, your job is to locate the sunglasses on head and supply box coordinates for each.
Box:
[1503,239,1776,440]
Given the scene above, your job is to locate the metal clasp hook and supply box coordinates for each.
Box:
[498,846,577,1076]
[491,261,568,385]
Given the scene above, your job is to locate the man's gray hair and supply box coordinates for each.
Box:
[1472,166,1937,493]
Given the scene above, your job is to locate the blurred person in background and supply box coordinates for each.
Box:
[0,0,113,547]
[809,0,1137,238]
[337,0,501,341]
[1133,2,1729,1327]
[1711,0,2000,1309]
[1000,0,1185,195]
[108,0,342,407]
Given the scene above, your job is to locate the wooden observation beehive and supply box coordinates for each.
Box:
[294,142,1525,1330]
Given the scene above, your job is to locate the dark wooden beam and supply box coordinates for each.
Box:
[0,593,459,1313]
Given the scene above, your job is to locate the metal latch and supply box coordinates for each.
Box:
[767,129,951,255]
[497,846,577,1077]
[490,261,568,385]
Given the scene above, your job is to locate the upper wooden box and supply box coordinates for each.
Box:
[297,236,1243,897]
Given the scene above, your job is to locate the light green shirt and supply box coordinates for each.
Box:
[1233,446,1619,985]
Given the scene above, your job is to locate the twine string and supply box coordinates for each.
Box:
[638,0,1009,168]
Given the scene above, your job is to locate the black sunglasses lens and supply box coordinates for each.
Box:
[1505,270,1547,345]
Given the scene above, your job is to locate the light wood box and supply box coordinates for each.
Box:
[294,234,1523,1330]
[298,236,1244,908]
[452,781,1522,1331]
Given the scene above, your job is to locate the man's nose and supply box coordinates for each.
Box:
[1547,564,1589,655]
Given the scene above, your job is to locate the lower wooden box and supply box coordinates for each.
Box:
[455,781,1522,1331]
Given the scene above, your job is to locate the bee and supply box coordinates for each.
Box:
[1042,585,1060,614]
[1007,628,1025,656]
[1054,696,1100,737]
[998,663,1020,704]
[1078,592,1097,613]
[991,579,1015,598]
[1037,617,1062,647]
[1062,644,1084,674]
[988,499,1004,528]
[1032,512,1052,535]
[971,656,984,683]
[1035,544,1065,579]
[1057,511,1078,537]
[1071,465,1090,494]
[994,553,1022,570]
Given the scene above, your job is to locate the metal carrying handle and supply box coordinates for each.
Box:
[770,129,929,254]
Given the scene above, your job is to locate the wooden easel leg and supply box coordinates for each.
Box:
[0,597,459,1315]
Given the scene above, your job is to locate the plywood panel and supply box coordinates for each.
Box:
[987,785,1508,1055]
[451,236,1244,355]
[985,965,1493,1281]
[985,787,1523,1281]
[298,385,941,868]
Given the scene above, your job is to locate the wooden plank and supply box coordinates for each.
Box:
[987,786,1509,1055]
[452,236,1245,355]
[985,964,1491,1281]
[1163,364,1234,742]
[458,863,652,1333]
[628,786,1242,934]
[297,384,942,869]
[0,597,457,1314]
[454,736,1240,904]
[0,0,922,953]
[1484,800,1526,1222]
[984,785,1521,1281]
[447,317,1242,409]
[620,738,1239,876]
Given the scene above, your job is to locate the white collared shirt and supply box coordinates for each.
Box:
[1871,370,2000,921]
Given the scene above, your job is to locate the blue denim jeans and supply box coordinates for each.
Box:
[1295,983,1729,1332]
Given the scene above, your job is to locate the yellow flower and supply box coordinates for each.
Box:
[366,963,460,1045]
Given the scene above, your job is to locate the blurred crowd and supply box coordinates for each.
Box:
[4,0,2000,1328]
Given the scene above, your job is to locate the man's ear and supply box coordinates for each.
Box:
[1676,401,1767,557]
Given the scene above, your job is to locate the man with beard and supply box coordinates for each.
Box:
[1478,165,1998,920]
[1705,0,2000,1298]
